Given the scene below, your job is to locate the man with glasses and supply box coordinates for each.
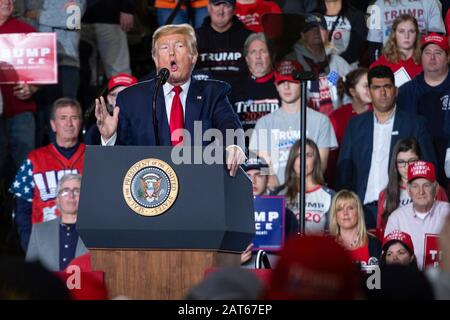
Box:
[385,161,450,270]
[337,65,437,229]
[10,98,85,252]
[26,174,88,271]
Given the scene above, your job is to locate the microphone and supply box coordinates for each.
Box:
[152,68,170,146]
[156,68,170,86]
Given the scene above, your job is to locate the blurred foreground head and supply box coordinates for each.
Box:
[264,235,360,300]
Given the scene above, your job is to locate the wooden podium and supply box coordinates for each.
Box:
[78,146,255,300]
[90,250,239,299]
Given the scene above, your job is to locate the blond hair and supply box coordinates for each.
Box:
[152,23,198,59]
[329,190,368,248]
[382,14,421,64]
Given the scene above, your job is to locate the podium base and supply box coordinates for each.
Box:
[91,249,241,299]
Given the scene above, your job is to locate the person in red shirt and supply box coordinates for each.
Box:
[371,14,423,85]
[326,67,372,187]
[235,0,281,33]
[329,189,381,270]
[376,138,448,236]
[0,0,39,177]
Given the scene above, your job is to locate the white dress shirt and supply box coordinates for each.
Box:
[364,108,396,204]
[101,79,191,146]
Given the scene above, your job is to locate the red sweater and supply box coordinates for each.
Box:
[0,18,37,118]
[370,55,422,81]
[235,0,281,33]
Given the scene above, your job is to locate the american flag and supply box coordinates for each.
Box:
[9,159,34,202]
[327,71,340,86]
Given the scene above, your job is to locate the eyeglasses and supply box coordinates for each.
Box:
[58,188,81,197]
[396,158,419,168]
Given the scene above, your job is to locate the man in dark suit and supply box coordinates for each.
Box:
[94,23,245,176]
[336,65,437,229]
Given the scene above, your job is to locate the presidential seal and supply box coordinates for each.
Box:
[123,158,179,217]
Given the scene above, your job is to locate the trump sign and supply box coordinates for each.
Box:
[0,32,57,84]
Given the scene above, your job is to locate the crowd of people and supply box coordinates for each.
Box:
[1,0,450,300]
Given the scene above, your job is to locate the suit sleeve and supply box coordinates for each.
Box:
[211,83,244,149]
[115,92,132,145]
[15,198,32,252]
[336,119,355,191]
[25,225,39,263]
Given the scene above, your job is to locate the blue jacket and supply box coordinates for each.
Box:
[111,77,242,147]
[336,108,437,201]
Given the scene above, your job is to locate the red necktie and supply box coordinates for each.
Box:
[169,86,184,146]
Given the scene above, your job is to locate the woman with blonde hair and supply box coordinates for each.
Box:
[329,190,381,268]
[371,14,423,83]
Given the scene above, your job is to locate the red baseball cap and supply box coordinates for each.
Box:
[383,230,415,254]
[263,235,360,300]
[421,33,449,53]
[274,60,302,85]
[407,161,436,183]
[107,73,138,91]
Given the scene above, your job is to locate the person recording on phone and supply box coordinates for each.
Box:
[94,23,245,176]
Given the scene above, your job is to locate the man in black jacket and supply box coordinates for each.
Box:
[195,0,251,91]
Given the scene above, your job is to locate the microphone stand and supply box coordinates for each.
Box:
[152,80,162,146]
[292,70,315,236]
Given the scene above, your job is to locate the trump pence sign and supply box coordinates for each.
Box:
[0,32,57,84]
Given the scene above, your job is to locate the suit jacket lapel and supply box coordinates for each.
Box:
[185,78,203,141]
[75,237,88,257]
[391,108,401,156]
[156,86,171,145]
[50,218,60,270]
[365,112,374,157]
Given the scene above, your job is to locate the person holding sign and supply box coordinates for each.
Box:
[240,156,298,267]
[385,161,450,270]
[0,0,39,177]
[329,190,381,269]
[273,139,335,234]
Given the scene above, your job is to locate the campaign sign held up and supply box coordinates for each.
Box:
[0,32,57,84]
[252,196,285,252]
[423,234,441,268]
